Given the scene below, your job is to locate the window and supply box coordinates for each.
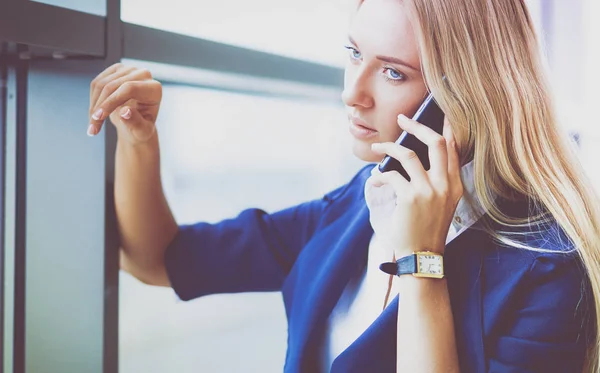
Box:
[31,0,107,16]
[121,0,349,67]
[579,0,600,188]
[119,84,363,373]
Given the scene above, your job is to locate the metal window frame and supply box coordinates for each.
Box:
[103,1,122,372]
[0,1,105,57]
[122,23,344,90]
[1,49,18,373]
[12,52,27,373]
[0,44,8,373]
[0,2,343,373]
[0,1,343,91]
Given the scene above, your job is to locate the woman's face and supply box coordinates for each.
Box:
[343,0,427,162]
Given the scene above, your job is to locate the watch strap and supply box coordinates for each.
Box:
[379,254,417,276]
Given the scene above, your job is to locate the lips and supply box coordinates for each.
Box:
[348,114,379,139]
[348,114,377,132]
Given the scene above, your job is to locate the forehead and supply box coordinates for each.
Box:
[349,0,419,61]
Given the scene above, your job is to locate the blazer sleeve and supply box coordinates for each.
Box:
[164,196,332,301]
[487,254,593,373]
[162,164,372,301]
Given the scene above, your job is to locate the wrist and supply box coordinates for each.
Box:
[117,127,159,152]
[393,245,444,259]
[116,122,159,148]
[380,251,445,278]
[395,274,448,298]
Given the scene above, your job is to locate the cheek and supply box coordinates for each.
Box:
[379,123,403,143]
[373,82,428,140]
[376,95,422,141]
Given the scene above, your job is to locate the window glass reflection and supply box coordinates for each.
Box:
[119,85,363,373]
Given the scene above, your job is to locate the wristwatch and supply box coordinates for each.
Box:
[379,251,444,279]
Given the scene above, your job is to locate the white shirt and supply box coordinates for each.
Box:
[321,161,485,372]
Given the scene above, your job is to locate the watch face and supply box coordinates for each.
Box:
[417,254,443,276]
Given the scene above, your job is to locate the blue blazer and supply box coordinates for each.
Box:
[165,165,592,373]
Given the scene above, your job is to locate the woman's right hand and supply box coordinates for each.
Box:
[88,63,162,144]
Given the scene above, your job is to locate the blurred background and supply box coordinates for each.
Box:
[1,0,599,372]
[118,2,360,372]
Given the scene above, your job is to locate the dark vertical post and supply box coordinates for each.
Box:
[0,42,7,373]
[104,0,123,372]
[12,51,28,373]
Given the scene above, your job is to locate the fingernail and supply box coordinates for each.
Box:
[92,108,104,121]
[371,143,382,149]
[87,124,96,137]
[120,107,132,119]
[397,114,409,122]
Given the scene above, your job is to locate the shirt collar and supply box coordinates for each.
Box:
[451,160,486,236]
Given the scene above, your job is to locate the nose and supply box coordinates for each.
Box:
[341,66,374,109]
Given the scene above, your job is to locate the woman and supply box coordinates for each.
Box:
[87,0,600,372]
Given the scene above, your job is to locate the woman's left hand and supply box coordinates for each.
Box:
[365,114,464,259]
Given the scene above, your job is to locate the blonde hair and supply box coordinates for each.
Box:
[406,0,600,371]
[357,0,600,370]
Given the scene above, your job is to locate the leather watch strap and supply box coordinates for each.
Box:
[379,254,417,276]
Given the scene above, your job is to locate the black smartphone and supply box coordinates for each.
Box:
[377,92,445,180]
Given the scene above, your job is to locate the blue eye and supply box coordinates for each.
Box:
[344,46,362,60]
[383,67,405,82]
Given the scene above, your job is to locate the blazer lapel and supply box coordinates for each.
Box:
[445,225,487,373]
[328,225,489,373]
[293,203,373,371]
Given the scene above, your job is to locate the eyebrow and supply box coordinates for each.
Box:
[348,35,421,72]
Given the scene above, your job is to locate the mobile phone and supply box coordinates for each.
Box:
[377,92,445,180]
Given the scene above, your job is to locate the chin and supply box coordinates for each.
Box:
[352,140,385,163]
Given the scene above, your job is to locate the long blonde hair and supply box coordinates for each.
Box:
[397,0,600,371]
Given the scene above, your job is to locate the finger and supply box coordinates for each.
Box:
[442,116,461,185]
[89,106,140,137]
[115,106,157,142]
[90,66,137,117]
[90,63,128,111]
[370,164,382,176]
[397,114,448,177]
[90,66,136,113]
[371,142,428,186]
[91,68,152,120]
[91,63,123,86]
[89,80,162,134]
[367,170,409,193]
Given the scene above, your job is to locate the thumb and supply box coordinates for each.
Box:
[117,106,156,143]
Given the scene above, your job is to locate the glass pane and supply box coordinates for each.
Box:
[526,0,544,40]
[31,0,106,16]
[581,0,600,190]
[119,85,364,373]
[121,0,349,67]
